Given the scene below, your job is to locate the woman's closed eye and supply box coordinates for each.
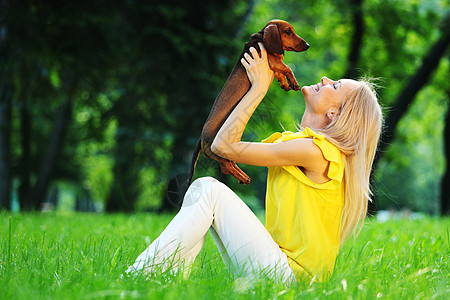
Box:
[333,81,342,90]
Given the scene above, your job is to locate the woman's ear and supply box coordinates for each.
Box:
[326,110,337,121]
[323,111,337,126]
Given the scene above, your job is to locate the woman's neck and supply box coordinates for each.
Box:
[300,110,327,130]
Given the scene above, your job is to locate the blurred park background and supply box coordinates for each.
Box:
[0,0,449,216]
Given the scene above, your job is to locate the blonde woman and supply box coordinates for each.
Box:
[124,43,383,284]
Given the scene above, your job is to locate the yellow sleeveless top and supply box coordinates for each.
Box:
[262,127,345,283]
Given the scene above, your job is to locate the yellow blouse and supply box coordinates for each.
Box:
[262,127,345,283]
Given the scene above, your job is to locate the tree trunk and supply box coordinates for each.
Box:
[159,134,191,212]
[369,13,450,214]
[106,135,139,212]
[106,95,139,213]
[344,0,364,79]
[441,99,450,215]
[0,0,12,210]
[0,87,12,210]
[18,86,31,209]
[376,16,450,159]
[27,95,74,210]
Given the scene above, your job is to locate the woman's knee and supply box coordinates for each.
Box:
[184,177,217,207]
[191,176,231,196]
[190,176,220,188]
[184,177,228,207]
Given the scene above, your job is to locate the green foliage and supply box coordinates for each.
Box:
[0,213,448,299]
[83,155,114,204]
[374,63,449,213]
[3,0,449,212]
[136,167,168,211]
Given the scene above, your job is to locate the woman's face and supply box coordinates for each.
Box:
[302,76,358,116]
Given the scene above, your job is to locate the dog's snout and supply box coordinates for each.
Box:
[296,41,309,52]
[303,42,310,51]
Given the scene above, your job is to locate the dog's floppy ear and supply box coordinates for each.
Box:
[263,24,283,54]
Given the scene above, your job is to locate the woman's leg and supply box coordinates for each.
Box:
[125,177,295,283]
[202,178,295,283]
[124,179,211,277]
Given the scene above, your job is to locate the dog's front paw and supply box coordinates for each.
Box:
[290,82,300,91]
[287,78,300,91]
[280,82,291,91]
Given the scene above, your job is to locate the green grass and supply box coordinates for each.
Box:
[0,212,448,299]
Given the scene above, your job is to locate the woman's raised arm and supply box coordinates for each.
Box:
[211,43,328,175]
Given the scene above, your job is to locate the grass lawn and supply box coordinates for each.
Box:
[0,212,448,299]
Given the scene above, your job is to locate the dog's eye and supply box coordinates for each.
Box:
[285,30,292,35]
[332,84,337,89]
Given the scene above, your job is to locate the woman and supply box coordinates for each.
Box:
[124,43,383,284]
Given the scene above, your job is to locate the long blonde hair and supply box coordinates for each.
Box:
[316,79,383,244]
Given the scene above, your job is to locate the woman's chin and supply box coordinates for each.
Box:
[301,86,309,96]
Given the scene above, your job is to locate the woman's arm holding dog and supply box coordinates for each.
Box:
[212,43,273,148]
[212,43,327,171]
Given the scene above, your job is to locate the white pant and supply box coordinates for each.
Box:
[125,177,295,284]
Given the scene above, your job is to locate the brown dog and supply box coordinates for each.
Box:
[188,20,309,185]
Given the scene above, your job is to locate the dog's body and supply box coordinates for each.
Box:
[189,20,309,185]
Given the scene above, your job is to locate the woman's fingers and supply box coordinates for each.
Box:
[242,50,256,71]
[241,57,250,69]
[258,42,267,61]
[241,45,271,84]
[248,44,267,62]
[244,52,253,63]
[249,46,259,61]
[241,46,262,68]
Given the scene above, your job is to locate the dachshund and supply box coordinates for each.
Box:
[188,19,309,185]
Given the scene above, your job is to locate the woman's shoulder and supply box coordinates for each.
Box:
[263,127,330,146]
[262,127,312,143]
[264,127,345,187]
[263,127,345,166]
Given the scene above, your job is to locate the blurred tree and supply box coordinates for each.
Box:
[0,0,252,212]
[442,90,450,215]
[372,11,450,213]
[438,13,450,216]
[344,0,364,79]
[0,0,13,209]
[376,12,450,158]
[0,0,447,214]
[1,1,121,210]
[104,0,253,212]
[30,77,76,210]
[0,68,12,210]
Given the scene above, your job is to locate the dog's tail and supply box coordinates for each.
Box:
[187,138,202,186]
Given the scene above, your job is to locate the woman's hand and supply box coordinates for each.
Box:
[241,43,274,93]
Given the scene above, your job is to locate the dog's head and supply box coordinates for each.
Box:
[263,20,309,54]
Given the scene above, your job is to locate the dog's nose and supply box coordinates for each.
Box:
[303,42,310,50]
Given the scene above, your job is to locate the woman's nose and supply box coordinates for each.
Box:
[321,76,335,85]
[321,76,330,85]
